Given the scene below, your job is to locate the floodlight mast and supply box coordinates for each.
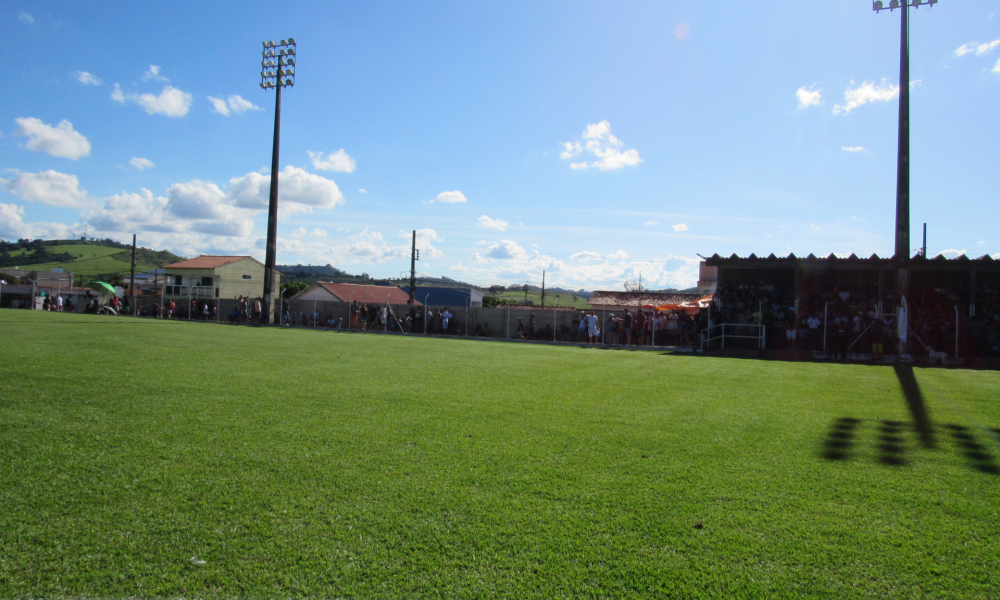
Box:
[259,38,296,324]
[873,0,938,353]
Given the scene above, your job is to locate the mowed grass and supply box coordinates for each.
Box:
[1,311,999,599]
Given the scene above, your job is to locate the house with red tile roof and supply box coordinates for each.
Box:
[290,282,418,305]
[161,255,278,301]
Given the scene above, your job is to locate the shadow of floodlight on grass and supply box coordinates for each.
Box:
[877,419,908,466]
[822,417,861,460]
[944,424,999,475]
[893,364,934,449]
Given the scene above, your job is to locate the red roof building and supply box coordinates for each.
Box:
[290,282,419,305]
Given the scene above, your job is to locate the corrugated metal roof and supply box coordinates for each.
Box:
[704,252,997,263]
[162,255,262,269]
[588,291,701,307]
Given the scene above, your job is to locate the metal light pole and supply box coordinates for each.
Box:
[872,0,939,334]
[259,37,297,324]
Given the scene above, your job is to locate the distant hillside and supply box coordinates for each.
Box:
[0,238,183,283]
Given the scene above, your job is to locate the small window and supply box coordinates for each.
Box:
[201,276,213,286]
[174,275,182,285]
[243,274,252,280]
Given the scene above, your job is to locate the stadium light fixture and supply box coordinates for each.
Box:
[259,37,297,325]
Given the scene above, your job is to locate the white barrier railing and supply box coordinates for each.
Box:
[700,322,765,352]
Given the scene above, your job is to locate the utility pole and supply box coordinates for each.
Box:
[922,223,927,258]
[259,37,297,324]
[523,283,529,305]
[129,234,137,316]
[540,270,545,308]
[408,230,418,304]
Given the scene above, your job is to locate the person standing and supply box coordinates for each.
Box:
[55,295,63,312]
[442,307,453,334]
[586,310,599,344]
[252,297,262,325]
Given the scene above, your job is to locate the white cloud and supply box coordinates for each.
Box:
[113,85,192,117]
[1,169,88,207]
[486,239,528,260]
[0,203,28,238]
[671,223,689,232]
[841,146,866,153]
[796,86,823,110]
[227,95,260,114]
[0,202,78,240]
[73,71,103,86]
[560,142,582,160]
[309,149,357,173]
[15,117,91,160]
[209,95,262,116]
[358,188,368,194]
[477,215,508,231]
[314,229,410,265]
[939,248,967,259]
[291,227,307,238]
[570,251,602,263]
[560,120,642,171]
[142,65,168,82]
[463,244,699,290]
[208,97,229,116]
[227,166,345,214]
[833,80,899,116]
[166,181,254,237]
[643,221,659,226]
[129,157,155,170]
[87,189,178,234]
[994,58,1000,74]
[18,12,34,24]
[414,228,444,258]
[427,190,467,204]
[954,39,1000,57]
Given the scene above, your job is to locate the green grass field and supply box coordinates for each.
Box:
[492,289,591,309]
[1,310,999,598]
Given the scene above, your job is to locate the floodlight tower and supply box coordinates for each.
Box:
[872,0,937,314]
[259,37,297,324]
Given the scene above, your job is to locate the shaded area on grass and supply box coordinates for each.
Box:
[944,424,999,475]
[877,420,907,467]
[894,364,934,449]
[821,417,860,460]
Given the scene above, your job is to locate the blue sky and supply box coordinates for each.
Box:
[2,1,998,290]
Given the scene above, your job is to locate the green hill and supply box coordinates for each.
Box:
[0,239,183,282]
